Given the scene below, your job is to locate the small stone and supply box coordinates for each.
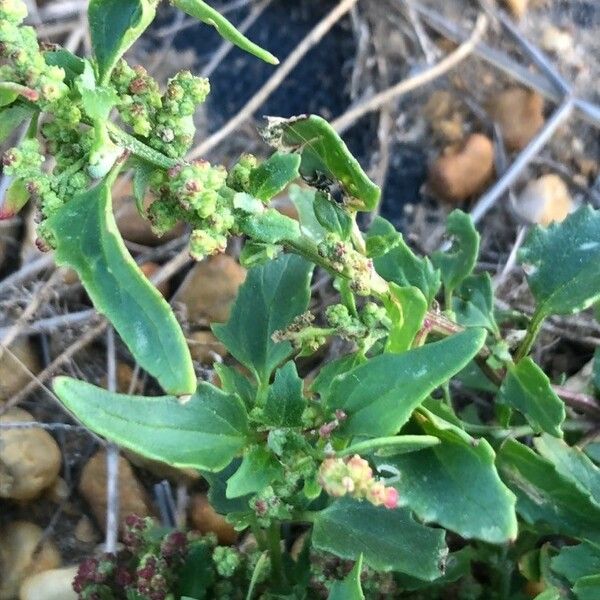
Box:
[501,0,528,19]
[0,521,61,600]
[0,408,62,501]
[78,450,154,535]
[19,566,79,600]
[74,516,99,544]
[189,493,237,545]
[423,91,464,142]
[488,88,545,151]
[0,339,40,402]
[45,477,69,504]
[173,254,246,325]
[188,330,227,364]
[516,174,575,226]
[139,262,170,297]
[428,133,495,203]
[541,25,573,55]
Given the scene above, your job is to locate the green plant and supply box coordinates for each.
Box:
[3,1,600,598]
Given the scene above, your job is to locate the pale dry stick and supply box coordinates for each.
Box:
[1,246,192,413]
[331,14,487,134]
[0,421,87,431]
[0,268,65,357]
[201,0,274,78]
[104,328,120,554]
[188,0,359,159]
[38,0,86,21]
[0,309,97,338]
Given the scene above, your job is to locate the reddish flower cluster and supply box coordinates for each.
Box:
[318,454,399,509]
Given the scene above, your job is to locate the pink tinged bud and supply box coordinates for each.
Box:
[335,409,347,421]
[341,476,355,493]
[366,482,386,506]
[383,487,399,509]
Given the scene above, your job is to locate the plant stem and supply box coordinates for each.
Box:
[267,521,284,587]
[246,551,269,600]
[336,434,440,457]
[514,309,545,362]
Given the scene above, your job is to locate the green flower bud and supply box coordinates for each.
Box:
[0,0,27,24]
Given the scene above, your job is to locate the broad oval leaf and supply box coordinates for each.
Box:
[263,361,306,428]
[327,555,364,600]
[312,498,448,581]
[368,217,441,304]
[89,0,158,84]
[46,178,195,395]
[226,446,283,499]
[327,328,486,437]
[172,0,278,64]
[0,104,34,143]
[53,378,249,472]
[248,152,300,202]
[518,206,600,317]
[264,115,380,211]
[497,439,600,545]
[380,409,517,544]
[212,254,313,384]
[497,358,565,438]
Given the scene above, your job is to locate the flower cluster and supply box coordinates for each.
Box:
[111,62,209,159]
[318,454,399,509]
[0,0,67,106]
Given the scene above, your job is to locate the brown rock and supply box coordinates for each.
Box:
[189,493,237,545]
[173,254,246,325]
[0,408,61,501]
[0,339,40,402]
[78,450,154,534]
[0,521,61,600]
[19,566,79,600]
[501,0,528,19]
[488,88,544,151]
[74,516,99,544]
[428,134,495,203]
[188,330,227,364]
[516,174,575,226]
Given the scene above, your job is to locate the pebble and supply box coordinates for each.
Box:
[488,88,545,151]
[189,493,237,545]
[173,254,246,325]
[74,516,99,545]
[502,0,528,19]
[428,133,495,202]
[0,408,61,501]
[78,450,154,535]
[0,521,61,600]
[541,25,573,55]
[0,339,40,402]
[19,566,78,600]
[188,330,228,364]
[515,174,575,226]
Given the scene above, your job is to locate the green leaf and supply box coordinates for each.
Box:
[534,434,600,505]
[213,363,255,408]
[288,184,326,242]
[453,273,500,336]
[204,460,251,514]
[327,328,486,437]
[497,358,565,438]
[314,193,352,240]
[132,159,155,215]
[382,283,427,353]
[574,576,600,600]
[178,538,216,599]
[519,206,600,317]
[312,498,448,580]
[88,0,158,84]
[76,61,119,122]
[380,409,517,544]
[226,446,283,498]
[248,152,300,202]
[0,104,34,143]
[551,542,600,585]
[432,210,480,296]
[265,115,380,211]
[0,89,18,107]
[53,378,248,471]
[46,178,195,395]
[239,209,301,244]
[327,555,364,600]
[44,48,85,83]
[263,361,306,428]
[0,178,29,220]
[338,435,441,458]
[213,254,313,384]
[497,439,600,544]
[172,0,278,64]
[310,352,363,397]
[368,217,440,304]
